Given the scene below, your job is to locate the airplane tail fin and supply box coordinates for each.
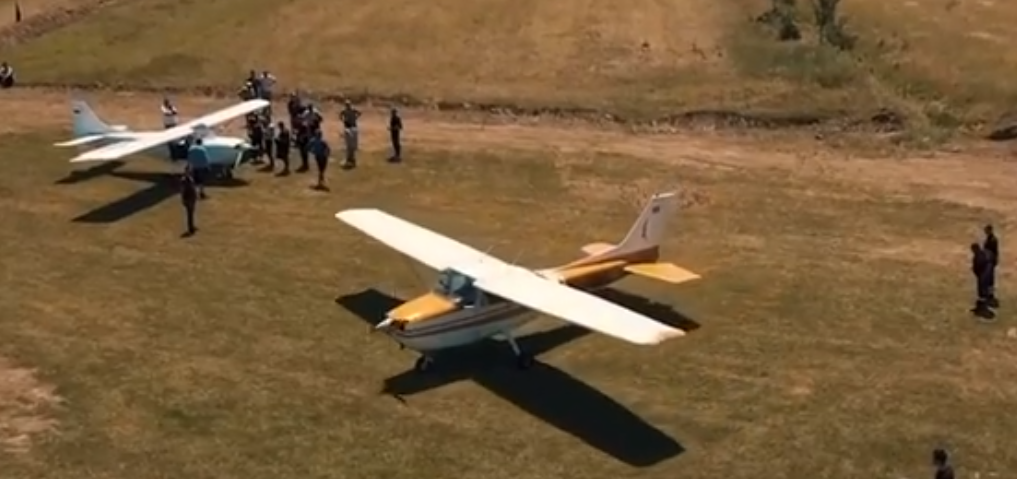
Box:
[574,191,701,285]
[71,100,115,137]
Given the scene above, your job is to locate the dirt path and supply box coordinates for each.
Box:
[6,88,1017,214]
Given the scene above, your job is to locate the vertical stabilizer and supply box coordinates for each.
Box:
[573,191,679,265]
[72,100,116,137]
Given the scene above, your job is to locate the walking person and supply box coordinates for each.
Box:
[187,138,210,199]
[180,166,199,237]
[388,107,403,162]
[983,224,999,307]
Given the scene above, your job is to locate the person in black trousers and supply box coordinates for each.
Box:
[274,121,292,176]
[295,121,310,173]
[983,224,999,307]
[971,243,991,316]
[388,107,403,162]
[180,167,198,237]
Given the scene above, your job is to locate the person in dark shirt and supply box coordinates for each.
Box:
[287,92,303,129]
[388,107,403,162]
[274,121,292,176]
[180,167,199,237]
[295,120,310,173]
[971,243,991,316]
[983,224,999,307]
[248,119,265,165]
[339,100,361,167]
[933,448,954,479]
[309,132,332,190]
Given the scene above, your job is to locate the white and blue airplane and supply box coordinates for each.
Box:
[54,97,269,178]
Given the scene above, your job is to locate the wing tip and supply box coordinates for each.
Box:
[640,327,685,345]
[335,208,381,222]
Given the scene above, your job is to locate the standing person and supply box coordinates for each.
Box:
[309,132,331,190]
[287,91,303,129]
[0,61,15,88]
[388,107,403,162]
[262,117,276,170]
[187,138,210,199]
[274,121,292,176]
[259,71,276,100]
[180,166,199,237]
[248,117,265,165]
[161,97,178,129]
[932,449,954,479]
[971,243,991,317]
[339,100,361,168]
[295,118,310,173]
[983,224,999,307]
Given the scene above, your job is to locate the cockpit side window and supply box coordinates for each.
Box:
[434,269,480,306]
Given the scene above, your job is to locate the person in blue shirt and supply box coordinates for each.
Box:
[186,138,210,199]
[308,132,331,190]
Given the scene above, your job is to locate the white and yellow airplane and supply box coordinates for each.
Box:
[54,98,268,178]
[335,191,701,372]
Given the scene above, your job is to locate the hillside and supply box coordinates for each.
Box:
[3,0,1017,130]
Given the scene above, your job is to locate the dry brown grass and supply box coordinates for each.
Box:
[0,357,61,454]
[2,91,1017,478]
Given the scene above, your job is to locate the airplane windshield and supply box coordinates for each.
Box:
[434,268,479,306]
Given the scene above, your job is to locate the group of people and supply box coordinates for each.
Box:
[970,224,1000,317]
[169,70,406,237]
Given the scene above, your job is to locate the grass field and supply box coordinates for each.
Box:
[3,0,1017,128]
[2,0,1017,477]
[2,94,1017,478]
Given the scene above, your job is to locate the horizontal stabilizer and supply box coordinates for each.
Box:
[581,242,615,255]
[55,135,105,147]
[624,263,700,284]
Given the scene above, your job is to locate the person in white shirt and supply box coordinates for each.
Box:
[161,98,178,129]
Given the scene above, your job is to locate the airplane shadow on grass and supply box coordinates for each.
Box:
[55,162,248,224]
[335,287,701,467]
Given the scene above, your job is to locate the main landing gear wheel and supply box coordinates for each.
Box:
[516,353,534,370]
[414,356,433,372]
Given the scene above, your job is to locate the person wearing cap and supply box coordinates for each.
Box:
[388,107,403,162]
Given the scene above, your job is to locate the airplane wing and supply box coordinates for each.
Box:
[473,269,685,345]
[69,99,269,163]
[335,208,510,272]
[55,131,156,147]
[335,208,685,345]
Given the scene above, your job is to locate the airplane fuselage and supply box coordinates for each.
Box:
[381,246,659,352]
[88,133,250,168]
